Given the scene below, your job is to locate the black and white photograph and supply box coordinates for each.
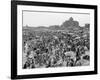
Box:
[22,11,90,69]
[11,1,97,79]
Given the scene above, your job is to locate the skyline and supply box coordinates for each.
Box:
[23,11,90,27]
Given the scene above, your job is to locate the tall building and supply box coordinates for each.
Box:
[85,23,90,29]
[61,17,79,28]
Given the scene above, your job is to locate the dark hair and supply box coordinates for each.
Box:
[83,55,90,60]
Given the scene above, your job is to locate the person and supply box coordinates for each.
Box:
[23,58,34,69]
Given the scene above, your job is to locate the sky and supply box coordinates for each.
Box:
[23,11,90,27]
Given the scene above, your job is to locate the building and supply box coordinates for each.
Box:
[85,23,90,30]
[61,17,79,28]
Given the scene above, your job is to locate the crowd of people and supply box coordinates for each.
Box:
[22,29,90,69]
